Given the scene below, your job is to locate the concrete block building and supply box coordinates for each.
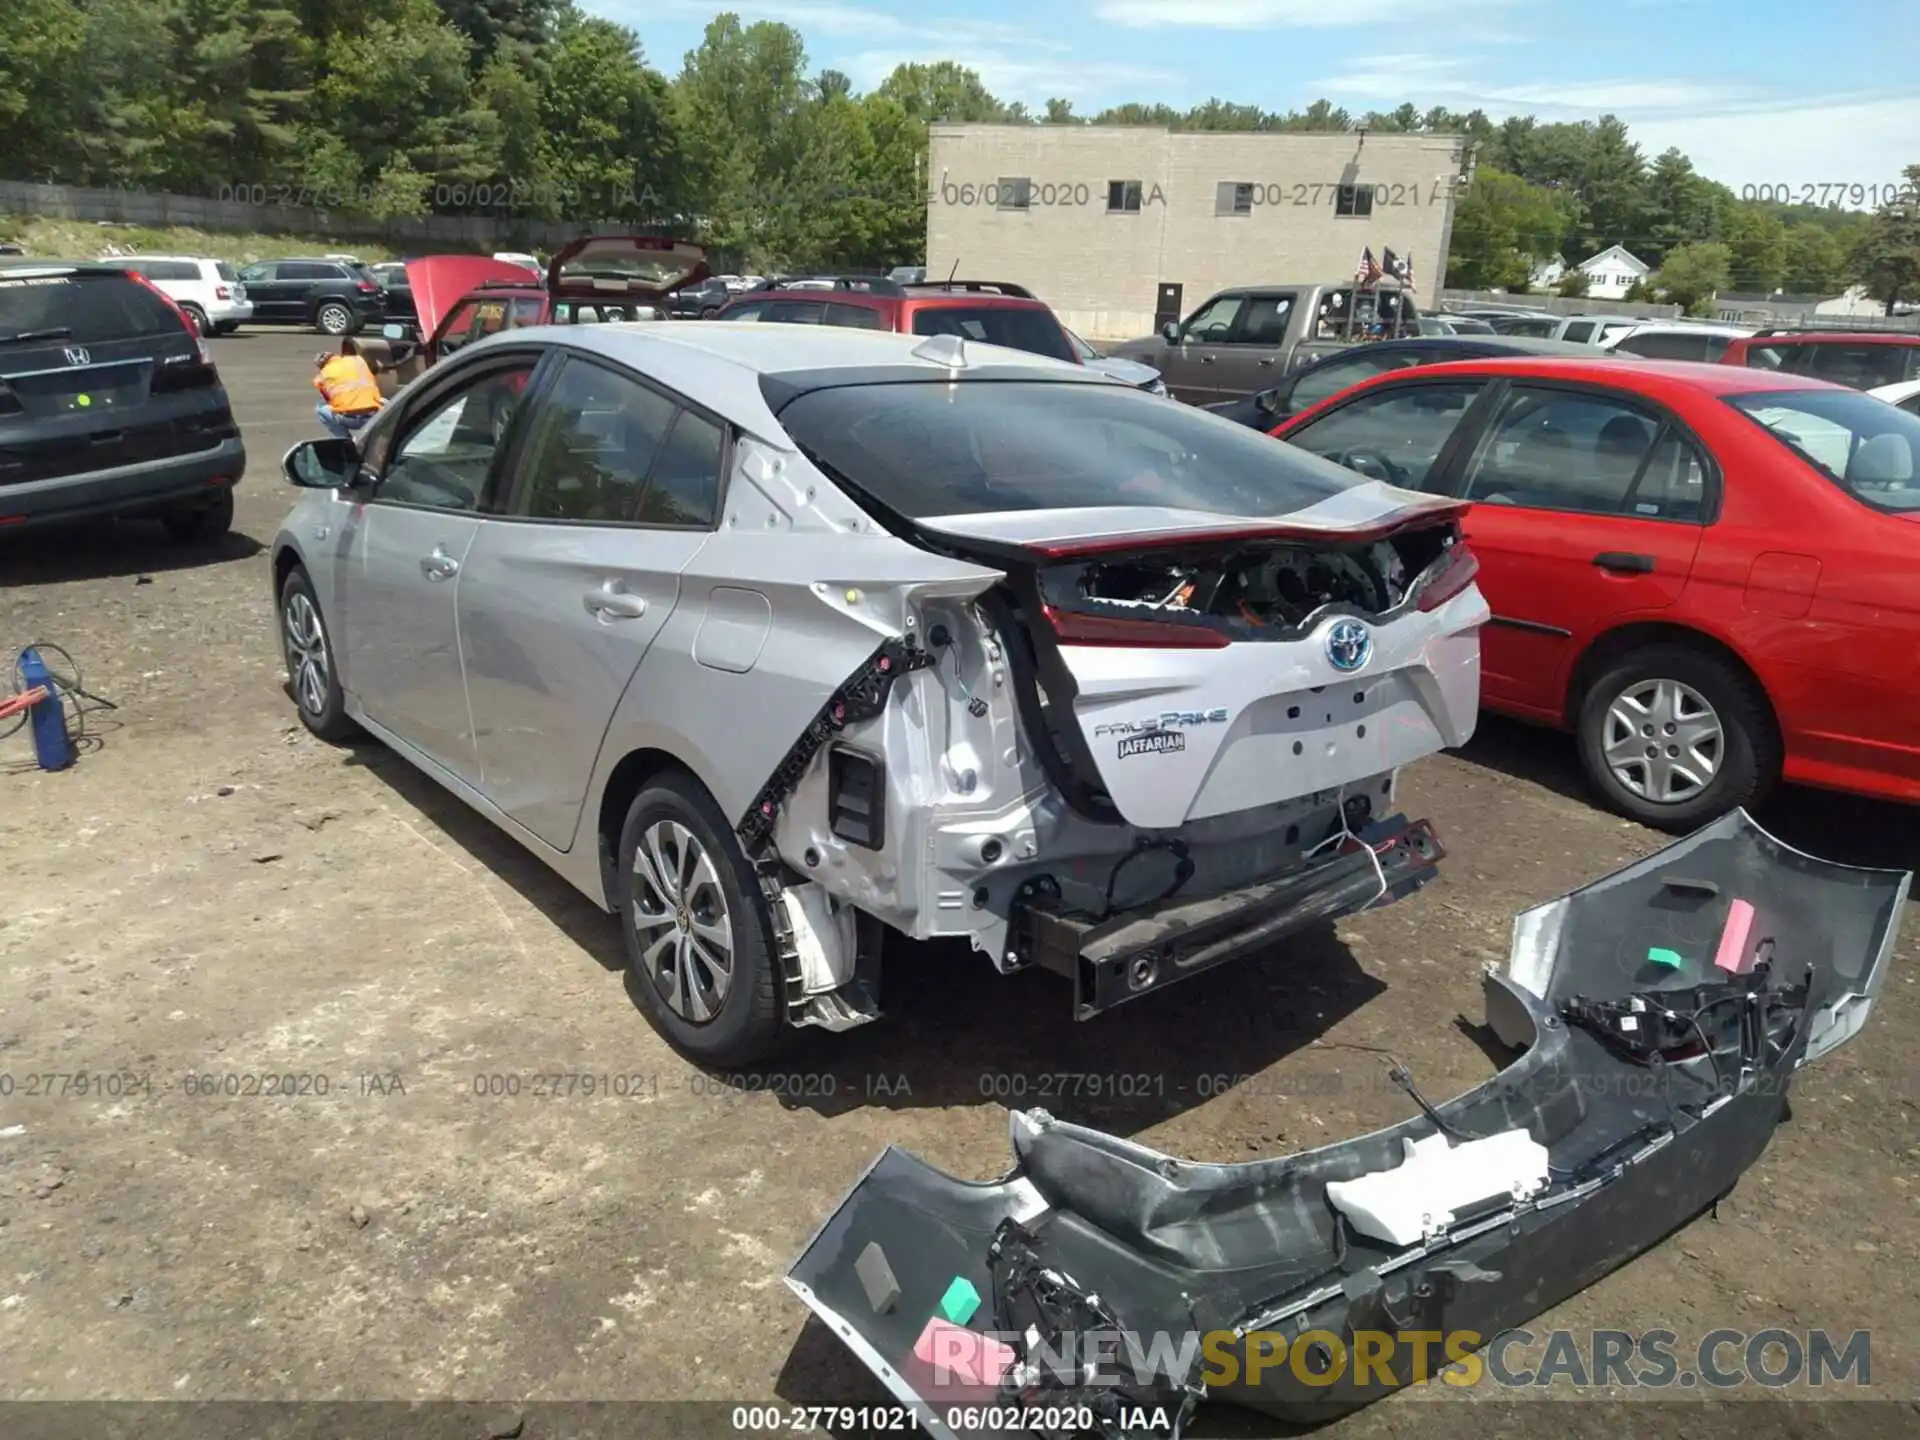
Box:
[925,125,1468,340]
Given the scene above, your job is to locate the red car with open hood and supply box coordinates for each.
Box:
[349,235,708,396]
[1268,354,1920,828]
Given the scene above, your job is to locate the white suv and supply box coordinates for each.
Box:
[119,256,254,335]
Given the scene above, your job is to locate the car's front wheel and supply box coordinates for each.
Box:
[279,564,357,742]
[619,773,785,1067]
[1576,644,1779,832]
[314,301,353,335]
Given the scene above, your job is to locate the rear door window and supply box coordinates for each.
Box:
[1798,342,1920,390]
[280,262,332,282]
[825,303,884,329]
[764,300,827,324]
[509,356,679,523]
[1462,389,1664,514]
[1233,292,1295,346]
[1615,331,1718,362]
[908,305,1075,361]
[0,272,179,343]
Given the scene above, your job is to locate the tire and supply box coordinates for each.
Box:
[214,321,240,335]
[1575,643,1779,832]
[162,485,233,543]
[179,302,210,335]
[279,564,357,742]
[618,773,786,1067]
[314,301,353,335]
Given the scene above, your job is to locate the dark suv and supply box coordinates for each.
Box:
[234,257,386,335]
[714,277,1079,363]
[1720,330,1920,390]
[0,264,244,537]
[664,276,733,319]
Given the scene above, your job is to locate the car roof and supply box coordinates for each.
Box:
[1739,331,1920,346]
[1869,378,1920,404]
[1610,321,1754,338]
[1383,354,1851,395]
[463,320,1100,444]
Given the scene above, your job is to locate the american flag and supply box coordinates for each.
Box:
[1355,247,1383,285]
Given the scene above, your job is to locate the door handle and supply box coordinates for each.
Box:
[1199,355,1216,365]
[1593,551,1655,574]
[583,584,647,620]
[1257,357,1276,367]
[419,546,459,580]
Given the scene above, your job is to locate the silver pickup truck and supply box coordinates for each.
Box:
[1106,280,1421,405]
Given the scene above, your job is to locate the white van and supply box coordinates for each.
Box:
[117,256,254,334]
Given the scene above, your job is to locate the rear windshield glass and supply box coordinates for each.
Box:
[0,273,179,343]
[909,305,1076,363]
[776,379,1365,520]
[1727,388,1920,513]
[217,262,236,281]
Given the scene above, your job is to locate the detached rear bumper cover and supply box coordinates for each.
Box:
[787,811,1908,1437]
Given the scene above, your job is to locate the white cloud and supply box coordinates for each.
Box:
[1631,94,1920,193]
[1308,53,1920,192]
[1094,0,1509,28]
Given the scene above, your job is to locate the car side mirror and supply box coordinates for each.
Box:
[381,321,415,342]
[283,437,362,489]
[1161,321,1181,344]
[1255,382,1293,418]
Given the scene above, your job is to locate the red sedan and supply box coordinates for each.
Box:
[1269,356,1920,828]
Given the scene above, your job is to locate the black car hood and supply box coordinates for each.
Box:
[787,810,1906,1437]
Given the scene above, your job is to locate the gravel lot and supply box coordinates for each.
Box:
[2,328,1917,1438]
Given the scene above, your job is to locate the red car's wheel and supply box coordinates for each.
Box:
[1576,644,1780,832]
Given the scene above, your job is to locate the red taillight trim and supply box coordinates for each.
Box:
[1028,506,1470,560]
[215,285,231,300]
[1043,604,1232,649]
[357,280,379,292]
[1416,543,1480,612]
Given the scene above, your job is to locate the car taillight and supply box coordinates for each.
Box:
[358,280,379,293]
[125,269,212,364]
[1042,604,1231,649]
[216,285,231,300]
[1416,542,1480,612]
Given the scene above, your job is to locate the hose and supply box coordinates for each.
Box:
[3,642,116,746]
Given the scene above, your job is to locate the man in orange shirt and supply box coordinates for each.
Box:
[313,342,387,441]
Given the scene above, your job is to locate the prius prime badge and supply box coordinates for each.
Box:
[1325,618,1372,673]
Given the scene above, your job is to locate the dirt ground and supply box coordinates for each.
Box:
[1,329,1916,1440]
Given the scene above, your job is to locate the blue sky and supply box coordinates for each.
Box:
[587,0,1920,194]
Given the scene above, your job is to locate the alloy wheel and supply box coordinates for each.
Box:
[631,820,734,1023]
[1600,677,1723,805]
[283,591,331,718]
[317,305,350,334]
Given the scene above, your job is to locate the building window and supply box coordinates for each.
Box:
[995,177,1031,211]
[1107,180,1143,213]
[1335,183,1374,218]
[1216,181,1255,216]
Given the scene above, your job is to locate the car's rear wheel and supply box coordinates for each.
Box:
[279,564,357,742]
[1575,643,1778,832]
[214,321,240,335]
[178,302,210,335]
[162,486,233,543]
[618,773,785,1067]
[315,301,353,335]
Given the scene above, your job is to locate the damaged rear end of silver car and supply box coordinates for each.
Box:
[785,811,1908,1438]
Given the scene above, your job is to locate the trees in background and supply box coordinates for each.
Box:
[0,2,1903,286]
